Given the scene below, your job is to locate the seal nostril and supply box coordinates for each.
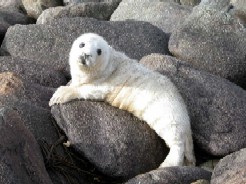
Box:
[80,55,87,65]
[82,60,86,65]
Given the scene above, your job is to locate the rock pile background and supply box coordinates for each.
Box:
[0,0,245,183]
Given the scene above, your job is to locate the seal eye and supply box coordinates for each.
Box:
[97,49,102,56]
[79,43,85,48]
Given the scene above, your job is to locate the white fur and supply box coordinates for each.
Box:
[49,33,196,168]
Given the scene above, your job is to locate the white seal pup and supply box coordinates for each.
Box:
[49,33,196,167]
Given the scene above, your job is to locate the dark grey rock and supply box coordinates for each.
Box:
[125,167,211,184]
[0,72,54,109]
[37,2,120,24]
[0,9,31,43]
[0,0,24,11]
[1,17,169,75]
[211,148,246,184]
[110,0,192,33]
[12,101,60,145]
[0,56,67,88]
[0,108,53,184]
[169,5,246,88]
[0,73,94,184]
[140,54,246,156]
[0,71,62,151]
[51,100,168,179]
[22,0,63,19]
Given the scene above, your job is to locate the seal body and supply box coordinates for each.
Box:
[49,33,196,167]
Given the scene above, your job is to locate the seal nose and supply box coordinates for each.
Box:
[80,53,91,65]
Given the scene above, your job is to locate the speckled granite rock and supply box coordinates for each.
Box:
[2,18,169,76]
[51,100,168,179]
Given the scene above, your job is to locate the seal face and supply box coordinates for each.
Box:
[69,33,110,69]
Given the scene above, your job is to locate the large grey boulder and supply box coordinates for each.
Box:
[0,72,93,183]
[0,71,62,148]
[0,9,31,43]
[37,2,119,24]
[0,56,67,87]
[0,72,54,109]
[125,167,211,184]
[0,108,53,184]
[169,4,246,88]
[111,0,192,33]
[211,148,246,184]
[1,18,169,75]
[12,101,61,146]
[51,100,168,179]
[0,0,24,11]
[22,0,63,19]
[140,54,246,156]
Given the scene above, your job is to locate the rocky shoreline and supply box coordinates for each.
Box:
[0,0,245,183]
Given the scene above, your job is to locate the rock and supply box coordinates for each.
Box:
[0,108,53,184]
[13,101,61,145]
[140,54,246,156]
[37,2,119,24]
[0,70,63,151]
[161,0,201,6]
[199,0,246,26]
[63,0,122,6]
[199,0,231,10]
[200,0,245,9]
[125,167,211,184]
[0,0,24,11]
[51,100,168,179]
[178,0,201,6]
[110,0,192,33]
[211,148,246,184]
[0,56,67,88]
[1,17,169,75]
[0,72,94,184]
[22,0,63,19]
[0,9,31,43]
[0,72,54,109]
[168,4,246,88]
